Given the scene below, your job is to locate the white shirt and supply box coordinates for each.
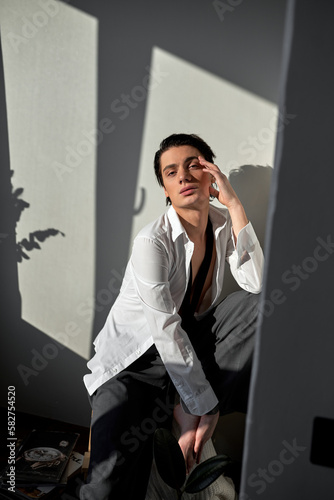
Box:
[84,205,263,415]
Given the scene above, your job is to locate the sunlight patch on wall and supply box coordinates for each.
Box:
[131,46,278,247]
[0,0,98,359]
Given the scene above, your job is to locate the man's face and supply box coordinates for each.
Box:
[160,145,212,209]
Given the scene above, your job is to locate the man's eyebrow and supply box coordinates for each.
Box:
[162,156,199,173]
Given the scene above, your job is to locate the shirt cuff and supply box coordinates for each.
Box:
[181,399,219,416]
[233,222,257,268]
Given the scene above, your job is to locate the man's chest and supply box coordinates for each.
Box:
[190,242,217,311]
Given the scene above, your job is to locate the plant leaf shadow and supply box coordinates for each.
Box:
[9,170,66,263]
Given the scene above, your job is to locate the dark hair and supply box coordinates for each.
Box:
[154,133,216,205]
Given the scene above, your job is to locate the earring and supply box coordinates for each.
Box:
[209,182,217,201]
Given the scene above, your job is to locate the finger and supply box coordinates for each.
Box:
[198,155,213,166]
[202,167,217,180]
[202,166,221,183]
[194,430,205,460]
[198,156,220,172]
[179,439,195,474]
[195,443,203,464]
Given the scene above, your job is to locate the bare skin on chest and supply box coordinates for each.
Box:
[190,237,216,311]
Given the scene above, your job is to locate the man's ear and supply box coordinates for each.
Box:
[163,186,171,206]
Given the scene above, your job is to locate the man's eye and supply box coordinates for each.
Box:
[167,171,175,176]
[189,164,199,169]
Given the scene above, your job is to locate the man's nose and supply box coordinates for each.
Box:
[178,167,191,182]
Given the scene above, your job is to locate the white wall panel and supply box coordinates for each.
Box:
[0,0,98,359]
[131,46,278,250]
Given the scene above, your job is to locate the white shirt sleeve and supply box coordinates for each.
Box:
[130,235,219,415]
[226,221,264,293]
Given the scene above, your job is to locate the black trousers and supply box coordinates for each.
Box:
[79,290,259,500]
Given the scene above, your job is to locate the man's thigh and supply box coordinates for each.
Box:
[90,344,173,460]
[212,290,259,362]
[194,290,260,412]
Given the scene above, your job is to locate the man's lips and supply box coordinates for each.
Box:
[180,185,198,195]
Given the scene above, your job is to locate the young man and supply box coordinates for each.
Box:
[80,134,263,500]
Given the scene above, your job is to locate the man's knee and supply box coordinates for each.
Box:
[237,291,260,327]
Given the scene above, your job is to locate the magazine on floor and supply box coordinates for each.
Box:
[1,430,79,487]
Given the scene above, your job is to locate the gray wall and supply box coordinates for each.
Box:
[241,0,334,497]
[0,0,287,427]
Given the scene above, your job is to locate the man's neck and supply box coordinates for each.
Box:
[175,205,209,243]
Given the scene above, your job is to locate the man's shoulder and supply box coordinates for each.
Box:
[135,206,186,247]
[135,211,171,242]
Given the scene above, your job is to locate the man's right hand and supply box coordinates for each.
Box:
[173,404,200,474]
[193,412,220,465]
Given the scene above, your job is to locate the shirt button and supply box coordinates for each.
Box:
[135,349,141,355]
[112,368,118,373]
